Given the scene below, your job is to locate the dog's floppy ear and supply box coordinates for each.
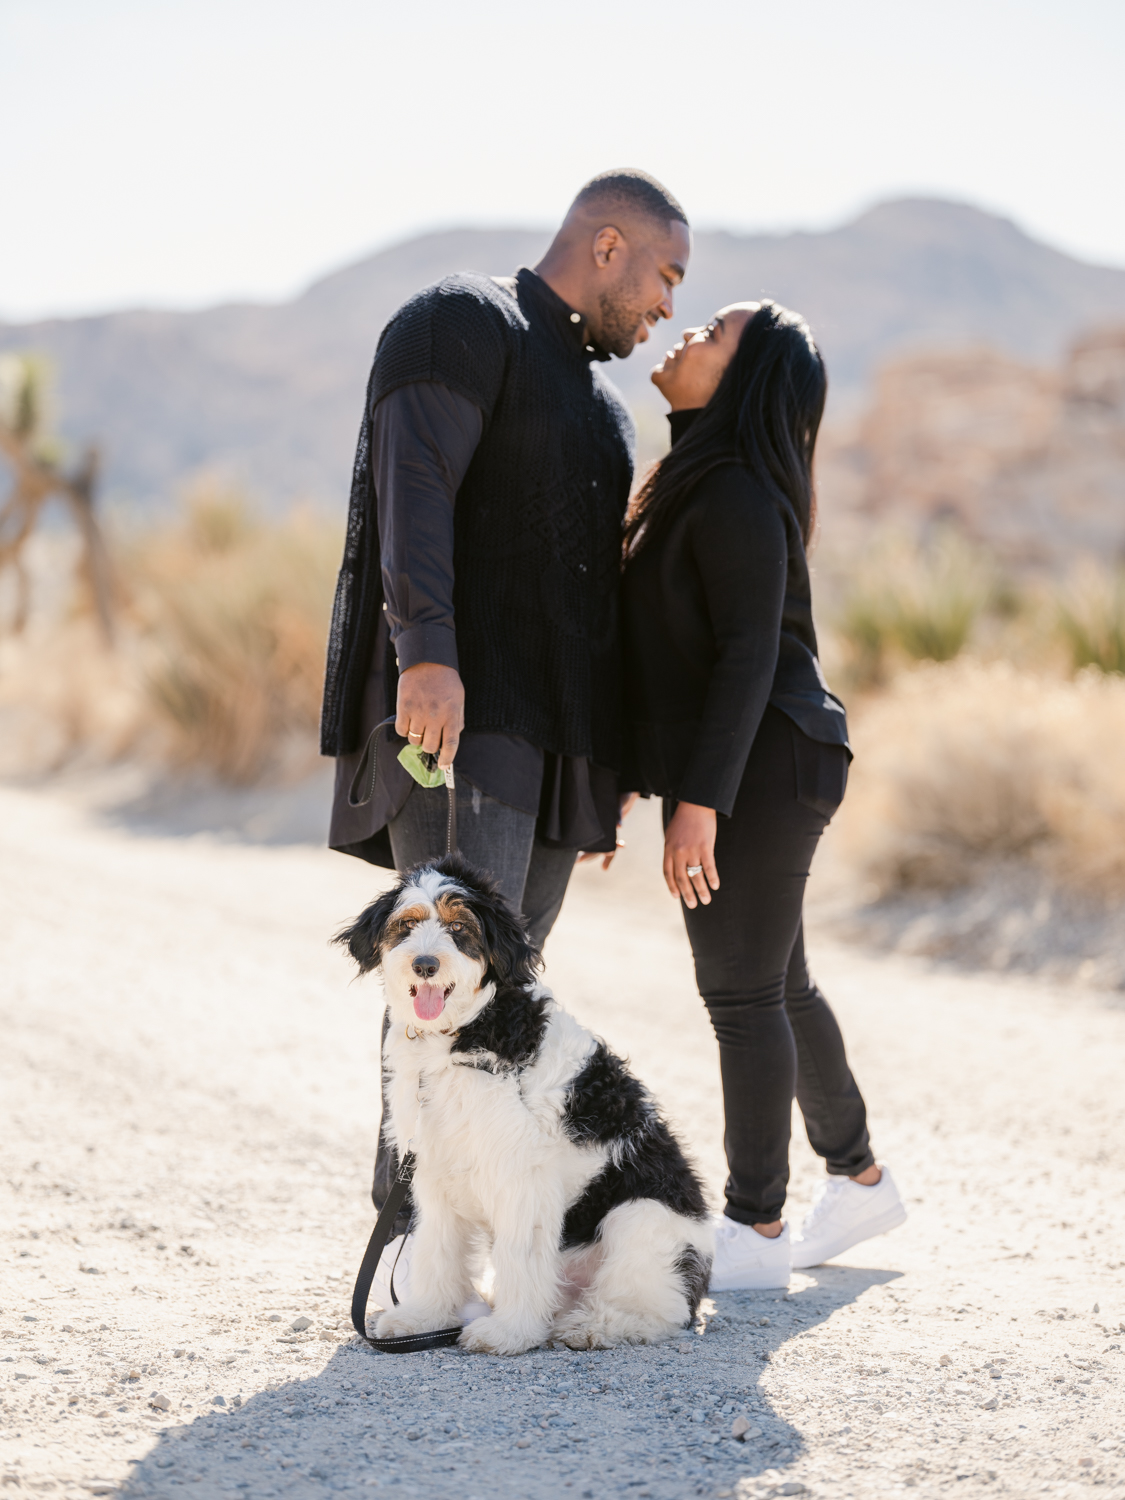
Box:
[429,852,542,987]
[477,893,542,989]
[333,885,401,974]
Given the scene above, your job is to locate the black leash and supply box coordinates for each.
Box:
[350,1153,463,1353]
[348,727,461,1353]
[348,713,458,855]
[444,765,457,856]
[346,714,397,809]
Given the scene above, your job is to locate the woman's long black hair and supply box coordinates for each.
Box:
[624,301,827,558]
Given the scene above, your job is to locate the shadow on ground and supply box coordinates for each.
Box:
[99,766,335,846]
[117,1266,899,1500]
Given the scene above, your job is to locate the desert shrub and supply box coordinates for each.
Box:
[834,659,1125,898]
[0,610,142,776]
[833,529,994,685]
[1057,565,1125,675]
[129,488,340,782]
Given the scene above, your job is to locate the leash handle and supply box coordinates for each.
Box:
[347,716,398,808]
[350,1152,462,1354]
[348,717,458,857]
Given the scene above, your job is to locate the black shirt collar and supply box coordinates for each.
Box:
[514,267,611,363]
[667,408,703,444]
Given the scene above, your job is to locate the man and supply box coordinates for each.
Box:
[321,168,690,1298]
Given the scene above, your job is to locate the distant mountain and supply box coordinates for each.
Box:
[3,200,1125,510]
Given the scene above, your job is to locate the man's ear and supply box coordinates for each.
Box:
[593,224,624,268]
[333,886,401,974]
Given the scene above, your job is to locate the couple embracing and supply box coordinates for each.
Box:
[321,169,905,1306]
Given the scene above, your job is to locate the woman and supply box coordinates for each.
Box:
[621,302,906,1289]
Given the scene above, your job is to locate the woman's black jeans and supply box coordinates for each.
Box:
[667,705,874,1226]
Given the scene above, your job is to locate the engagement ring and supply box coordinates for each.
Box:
[408,731,423,741]
[686,864,703,876]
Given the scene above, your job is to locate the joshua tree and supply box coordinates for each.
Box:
[0,353,115,643]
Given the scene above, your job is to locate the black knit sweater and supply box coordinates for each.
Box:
[622,410,849,816]
[320,269,635,766]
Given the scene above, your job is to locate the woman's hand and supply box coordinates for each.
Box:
[663,801,719,908]
[577,792,640,871]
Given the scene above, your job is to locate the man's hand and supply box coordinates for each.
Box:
[663,800,719,909]
[395,663,464,769]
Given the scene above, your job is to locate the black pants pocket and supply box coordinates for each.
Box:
[790,723,850,820]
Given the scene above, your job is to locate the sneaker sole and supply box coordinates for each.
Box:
[790,1200,907,1269]
[709,1269,791,1292]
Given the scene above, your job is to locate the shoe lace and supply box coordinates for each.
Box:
[803,1175,848,1229]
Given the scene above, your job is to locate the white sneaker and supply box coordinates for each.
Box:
[369,1233,490,1323]
[710,1216,792,1291]
[790,1165,907,1269]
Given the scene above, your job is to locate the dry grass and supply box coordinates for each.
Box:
[823,529,1125,688]
[125,489,340,782]
[830,528,997,685]
[0,614,141,776]
[835,658,1125,899]
[0,490,341,784]
[1057,563,1125,675]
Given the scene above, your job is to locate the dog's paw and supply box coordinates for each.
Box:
[551,1306,670,1350]
[458,1314,544,1357]
[549,1309,612,1350]
[374,1302,453,1340]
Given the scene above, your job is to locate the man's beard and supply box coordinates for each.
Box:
[597,271,647,358]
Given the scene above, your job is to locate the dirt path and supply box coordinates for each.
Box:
[2,781,1124,1500]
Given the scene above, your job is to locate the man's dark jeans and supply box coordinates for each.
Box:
[672,706,874,1225]
[372,779,577,1229]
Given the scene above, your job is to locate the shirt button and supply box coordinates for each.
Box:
[382,602,388,611]
[569,312,581,323]
[591,480,597,488]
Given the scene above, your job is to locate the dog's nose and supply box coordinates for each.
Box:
[411,955,440,979]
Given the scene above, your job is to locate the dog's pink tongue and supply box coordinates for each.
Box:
[413,983,446,1021]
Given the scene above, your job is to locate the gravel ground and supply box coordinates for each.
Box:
[2,780,1124,1500]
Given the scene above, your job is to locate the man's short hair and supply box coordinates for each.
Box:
[571,169,688,230]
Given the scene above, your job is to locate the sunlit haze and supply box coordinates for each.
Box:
[1,0,1121,320]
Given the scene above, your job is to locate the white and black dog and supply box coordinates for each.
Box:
[336,854,713,1356]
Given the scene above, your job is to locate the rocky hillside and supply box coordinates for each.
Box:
[820,326,1125,567]
[3,199,1125,509]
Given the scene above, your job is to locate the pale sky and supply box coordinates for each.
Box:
[1,0,1121,320]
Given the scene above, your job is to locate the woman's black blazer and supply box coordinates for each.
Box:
[621,417,848,817]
